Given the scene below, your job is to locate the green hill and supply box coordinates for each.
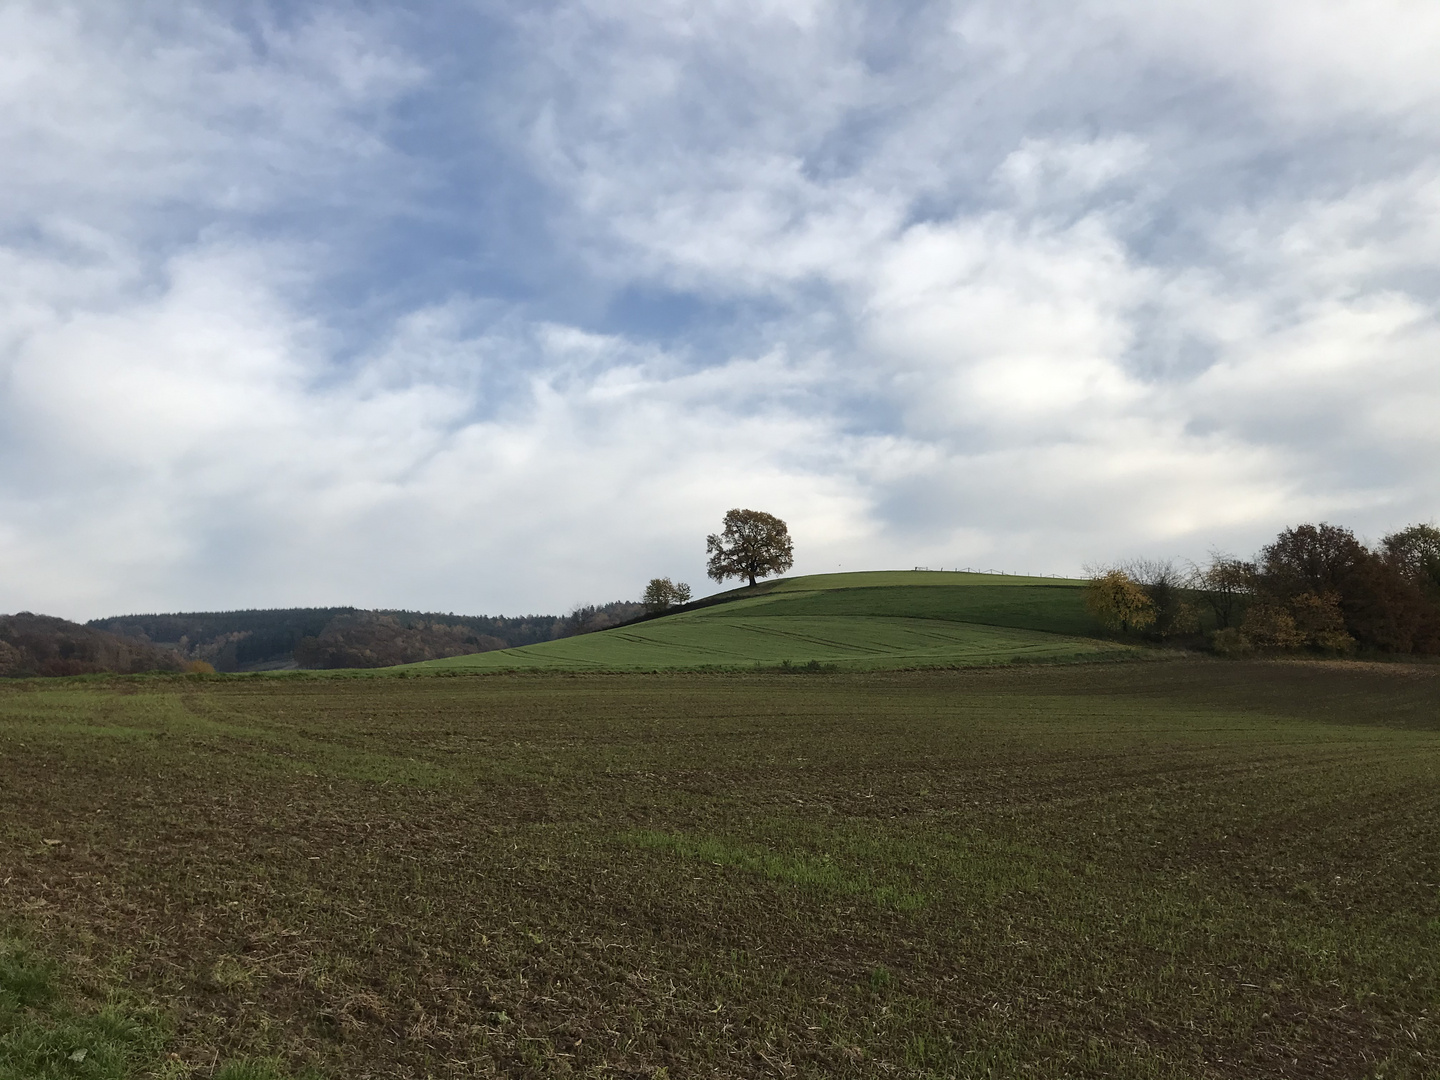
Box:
[412,570,1128,673]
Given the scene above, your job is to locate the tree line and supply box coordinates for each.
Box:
[1088,522,1440,656]
[89,606,619,671]
[0,613,189,677]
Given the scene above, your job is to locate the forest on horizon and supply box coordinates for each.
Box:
[83,602,646,672]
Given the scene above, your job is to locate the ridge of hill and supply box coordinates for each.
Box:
[413,570,1126,673]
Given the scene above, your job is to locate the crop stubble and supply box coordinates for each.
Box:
[1,661,1438,1078]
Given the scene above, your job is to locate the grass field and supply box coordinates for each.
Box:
[3,660,1439,1078]
[418,570,1118,673]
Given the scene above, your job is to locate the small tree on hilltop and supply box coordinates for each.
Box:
[1086,570,1156,634]
[643,577,693,613]
[706,509,794,588]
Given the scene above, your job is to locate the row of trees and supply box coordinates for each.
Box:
[1088,523,1440,655]
[93,607,568,670]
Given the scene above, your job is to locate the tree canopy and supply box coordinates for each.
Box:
[706,509,794,588]
[642,577,692,613]
[1105,521,1440,656]
[1085,570,1156,633]
[1383,524,1440,597]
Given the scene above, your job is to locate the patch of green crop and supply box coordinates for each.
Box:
[417,614,1125,672]
[0,936,159,1080]
[732,582,1101,636]
[622,820,1063,916]
[0,943,57,1011]
[213,1060,300,1080]
[408,569,1117,673]
[0,937,314,1080]
[623,830,930,911]
[763,570,1085,591]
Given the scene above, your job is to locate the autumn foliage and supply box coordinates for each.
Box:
[1085,571,1157,633]
[1099,521,1440,656]
[706,509,795,587]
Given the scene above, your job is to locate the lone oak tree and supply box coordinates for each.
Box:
[706,509,794,587]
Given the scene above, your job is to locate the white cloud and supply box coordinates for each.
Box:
[0,236,881,618]
[1,1,1438,619]
[862,210,1148,436]
[1097,0,1440,125]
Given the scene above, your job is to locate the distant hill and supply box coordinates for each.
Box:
[88,601,645,671]
[413,570,1127,673]
[0,613,184,676]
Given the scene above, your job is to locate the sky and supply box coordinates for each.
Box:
[2,1,1438,620]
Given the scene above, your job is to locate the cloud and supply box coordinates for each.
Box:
[0,237,880,617]
[1098,0,1440,124]
[0,1,1437,618]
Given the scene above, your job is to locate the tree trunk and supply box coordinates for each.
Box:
[749,572,756,586]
